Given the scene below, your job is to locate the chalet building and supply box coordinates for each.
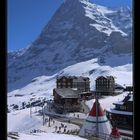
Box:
[106,93,133,130]
[56,76,90,92]
[95,76,115,95]
[53,76,92,113]
[53,88,81,113]
[124,86,133,93]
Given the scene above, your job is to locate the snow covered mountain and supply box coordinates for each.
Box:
[8,0,132,92]
[8,58,132,107]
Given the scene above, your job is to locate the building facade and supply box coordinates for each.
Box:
[56,76,90,92]
[106,93,133,130]
[53,88,81,113]
[95,76,115,95]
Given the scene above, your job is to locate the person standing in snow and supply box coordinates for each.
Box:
[48,118,51,127]
[59,126,61,133]
[83,108,84,112]
[45,118,48,123]
[77,114,79,118]
[59,126,61,130]
[64,128,66,133]
[64,125,67,129]
[55,126,57,132]
[68,119,71,123]
[61,123,64,127]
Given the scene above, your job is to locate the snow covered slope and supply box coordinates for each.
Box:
[8,0,132,92]
[8,107,80,133]
[8,58,132,108]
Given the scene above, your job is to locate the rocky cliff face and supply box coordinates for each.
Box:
[8,0,132,91]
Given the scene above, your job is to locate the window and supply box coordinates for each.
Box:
[73,82,77,88]
[68,83,71,85]
[120,106,127,110]
[68,83,71,88]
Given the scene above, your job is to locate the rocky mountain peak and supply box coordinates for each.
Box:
[8,0,132,92]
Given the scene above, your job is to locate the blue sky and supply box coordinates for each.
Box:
[8,0,132,51]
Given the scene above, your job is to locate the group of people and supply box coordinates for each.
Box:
[73,113,80,118]
[55,123,67,133]
[30,129,45,133]
[44,117,55,127]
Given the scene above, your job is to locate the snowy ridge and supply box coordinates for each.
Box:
[106,6,132,35]
[80,0,127,36]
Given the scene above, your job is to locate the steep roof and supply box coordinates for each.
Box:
[96,76,114,81]
[110,127,121,138]
[89,101,105,116]
[113,93,133,105]
[57,76,89,82]
[54,88,79,98]
[106,108,133,115]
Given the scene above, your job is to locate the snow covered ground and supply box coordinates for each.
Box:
[8,107,80,133]
[7,92,131,140]
[8,92,130,133]
[86,92,130,110]
[8,132,87,140]
[8,106,86,140]
[66,112,88,119]
[7,57,132,139]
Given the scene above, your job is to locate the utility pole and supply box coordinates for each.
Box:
[95,91,99,137]
[42,105,45,126]
[30,101,32,118]
[48,117,51,127]
[42,100,46,126]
